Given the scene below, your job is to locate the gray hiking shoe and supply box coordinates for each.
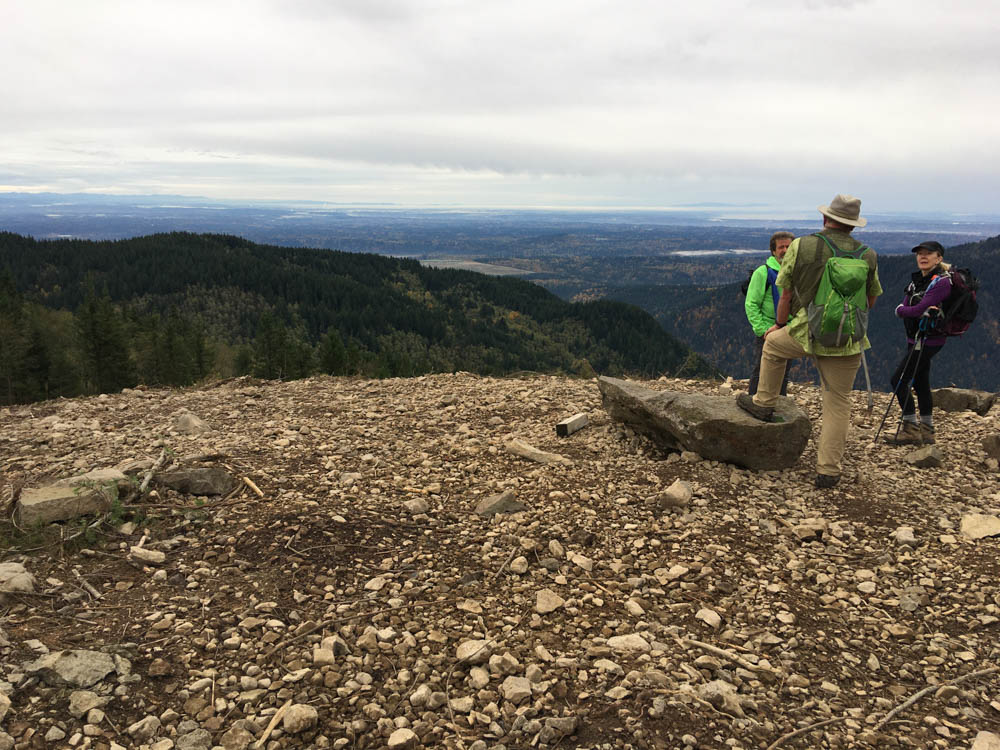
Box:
[736,392,774,422]
[919,423,936,444]
[886,421,923,445]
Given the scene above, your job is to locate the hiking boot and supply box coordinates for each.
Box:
[886,421,923,445]
[815,474,841,489]
[736,392,774,422]
[919,423,936,444]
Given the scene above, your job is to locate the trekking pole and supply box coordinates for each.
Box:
[860,349,874,418]
[873,315,931,444]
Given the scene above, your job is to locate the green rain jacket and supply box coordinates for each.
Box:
[744,254,781,337]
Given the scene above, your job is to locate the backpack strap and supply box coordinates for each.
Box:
[766,266,780,310]
[813,232,867,259]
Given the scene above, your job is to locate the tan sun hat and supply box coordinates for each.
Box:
[818,193,867,228]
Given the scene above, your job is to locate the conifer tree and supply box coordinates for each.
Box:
[318,327,348,375]
[76,282,136,394]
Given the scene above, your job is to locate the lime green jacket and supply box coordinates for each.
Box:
[744,255,781,337]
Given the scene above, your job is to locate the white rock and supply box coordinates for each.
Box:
[625,599,645,616]
[695,608,722,629]
[658,479,693,508]
[313,648,335,666]
[128,715,162,742]
[973,731,1000,750]
[409,683,432,708]
[961,514,1000,540]
[500,676,532,703]
[403,498,429,514]
[456,639,493,664]
[130,547,166,565]
[607,634,651,652]
[0,563,35,599]
[387,727,419,749]
[282,704,318,733]
[697,680,744,717]
[536,589,565,614]
[893,526,917,544]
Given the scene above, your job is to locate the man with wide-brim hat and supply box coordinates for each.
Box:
[736,193,883,489]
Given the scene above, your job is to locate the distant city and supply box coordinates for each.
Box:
[2,193,998,266]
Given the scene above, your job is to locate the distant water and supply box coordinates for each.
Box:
[672,249,765,257]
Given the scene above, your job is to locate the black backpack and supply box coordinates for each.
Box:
[939,267,979,336]
[740,265,779,305]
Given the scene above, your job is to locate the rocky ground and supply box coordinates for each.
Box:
[2,373,1000,750]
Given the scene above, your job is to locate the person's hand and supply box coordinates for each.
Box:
[763,324,780,339]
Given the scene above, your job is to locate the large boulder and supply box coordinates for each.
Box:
[598,376,810,471]
[932,387,996,415]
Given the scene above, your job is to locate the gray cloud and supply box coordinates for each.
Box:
[1,0,997,210]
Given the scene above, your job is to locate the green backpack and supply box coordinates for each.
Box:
[806,233,871,347]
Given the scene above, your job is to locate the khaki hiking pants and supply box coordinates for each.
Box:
[752,327,861,478]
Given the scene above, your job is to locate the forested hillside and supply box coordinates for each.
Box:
[0,231,717,405]
[606,234,1000,391]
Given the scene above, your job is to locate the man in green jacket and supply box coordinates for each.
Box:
[745,231,793,395]
[737,194,882,489]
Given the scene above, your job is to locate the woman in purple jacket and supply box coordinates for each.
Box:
[887,241,951,445]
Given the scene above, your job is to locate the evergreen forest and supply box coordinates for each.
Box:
[0,231,717,405]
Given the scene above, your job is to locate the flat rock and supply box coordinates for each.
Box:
[932,387,996,415]
[387,727,419,749]
[25,650,117,688]
[456,639,493,664]
[130,547,166,565]
[598,376,810,470]
[156,467,236,495]
[176,728,212,750]
[500,675,532,703]
[505,438,572,465]
[960,514,1000,540]
[905,445,944,468]
[54,468,128,487]
[219,724,256,750]
[474,489,527,516]
[16,484,114,525]
[973,732,1000,750]
[536,589,565,614]
[68,691,110,719]
[607,634,651,652]
[792,518,828,542]
[403,497,429,514]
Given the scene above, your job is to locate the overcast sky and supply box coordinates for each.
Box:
[2,0,997,212]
